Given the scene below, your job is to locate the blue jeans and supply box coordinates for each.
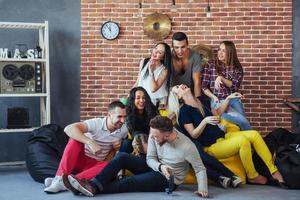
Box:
[212,98,252,131]
[192,140,234,182]
[91,152,169,194]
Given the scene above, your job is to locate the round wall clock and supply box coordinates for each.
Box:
[100,21,120,40]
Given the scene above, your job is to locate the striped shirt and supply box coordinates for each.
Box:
[84,117,128,161]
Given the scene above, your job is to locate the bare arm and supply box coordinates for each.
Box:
[64,122,101,155]
[149,68,168,92]
[183,116,219,139]
[193,72,202,97]
[214,92,243,115]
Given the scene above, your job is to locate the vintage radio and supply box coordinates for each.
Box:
[0,62,44,93]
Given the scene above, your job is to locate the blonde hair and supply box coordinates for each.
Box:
[167,90,205,126]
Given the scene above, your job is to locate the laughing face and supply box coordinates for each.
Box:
[172,40,188,59]
[134,90,146,111]
[171,84,190,99]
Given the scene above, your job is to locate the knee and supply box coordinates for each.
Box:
[237,136,251,149]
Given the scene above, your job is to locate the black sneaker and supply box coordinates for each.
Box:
[219,176,231,189]
[231,175,242,188]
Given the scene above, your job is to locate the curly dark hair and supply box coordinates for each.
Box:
[126,87,159,134]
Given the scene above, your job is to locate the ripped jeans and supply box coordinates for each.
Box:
[212,98,252,131]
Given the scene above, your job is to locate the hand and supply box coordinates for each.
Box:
[215,76,223,89]
[160,164,173,179]
[212,95,219,104]
[194,191,209,198]
[227,92,243,100]
[204,116,220,125]
[148,59,155,75]
[87,140,102,155]
[112,140,121,150]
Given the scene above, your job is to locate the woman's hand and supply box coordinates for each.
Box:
[227,92,243,100]
[215,76,223,89]
[204,116,220,125]
[148,59,155,75]
[194,191,209,198]
[212,95,219,104]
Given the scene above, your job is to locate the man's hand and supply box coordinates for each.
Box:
[204,116,220,126]
[215,76,223,89]
[160,164,173,179]
[87,140,102,155]
[112,140,121,150]
[194,191,209,198]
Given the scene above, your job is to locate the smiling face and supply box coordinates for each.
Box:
[171,84,190,99]
[151,44,166,61]
[217,43,226,62]
[150,127,170,146]
[172,40,188,59]
[134,90,146,111]
[108,107,126,130]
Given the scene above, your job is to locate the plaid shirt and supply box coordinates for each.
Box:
[202,60,242,100]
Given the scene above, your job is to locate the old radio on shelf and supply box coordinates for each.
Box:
[0,62,44,94]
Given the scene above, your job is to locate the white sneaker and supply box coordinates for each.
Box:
[218,176,231,189]
[231,175,242,188]
[44,175,67,194]
[44,177,54,187]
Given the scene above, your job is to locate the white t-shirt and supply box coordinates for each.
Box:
[137,60,168,105]
[84,117,128,161]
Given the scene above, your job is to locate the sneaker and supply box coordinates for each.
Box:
[231,175,242,188]
[67,175,97,197]
[44,175,67,194]
[218,176,231,188]
[44,177,53,187]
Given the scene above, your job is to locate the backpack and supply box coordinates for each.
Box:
[253,128,300,188]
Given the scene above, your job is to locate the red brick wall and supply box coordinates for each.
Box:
[81,0,292,135]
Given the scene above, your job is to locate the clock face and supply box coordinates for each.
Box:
[101,21,120,40]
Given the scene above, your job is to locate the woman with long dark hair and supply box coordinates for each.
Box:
[202,41,251,130]
[120,87,158,153]
[135,42,172,107]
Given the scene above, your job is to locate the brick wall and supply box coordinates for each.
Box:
[80,0,292,135]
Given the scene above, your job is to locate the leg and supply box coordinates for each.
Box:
[205,136,260,180]
[93,152,149,186]
[75,160,108,180]
[230,130,284,182]
[56,139,88,176]
[193,140,234,179]
[221,99,252,131]
[101,171,168,194]
[119,138,133,153]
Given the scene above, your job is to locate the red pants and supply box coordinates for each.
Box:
[56,139,108,180]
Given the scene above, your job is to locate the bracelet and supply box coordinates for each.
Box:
[158,164,163,172]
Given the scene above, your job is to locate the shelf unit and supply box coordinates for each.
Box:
[0,21,50,133]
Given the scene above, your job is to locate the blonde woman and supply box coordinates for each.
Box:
[168,84,284,185]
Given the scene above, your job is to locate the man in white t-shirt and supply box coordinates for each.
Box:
[44,101,127,194]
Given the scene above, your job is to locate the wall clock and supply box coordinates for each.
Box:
[100,21,120,40]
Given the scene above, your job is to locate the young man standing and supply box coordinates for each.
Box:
[63,115,209,198]
[44,101,127,194]
[171,32,203,97]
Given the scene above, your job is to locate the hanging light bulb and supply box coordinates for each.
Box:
[206,0,212,17]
